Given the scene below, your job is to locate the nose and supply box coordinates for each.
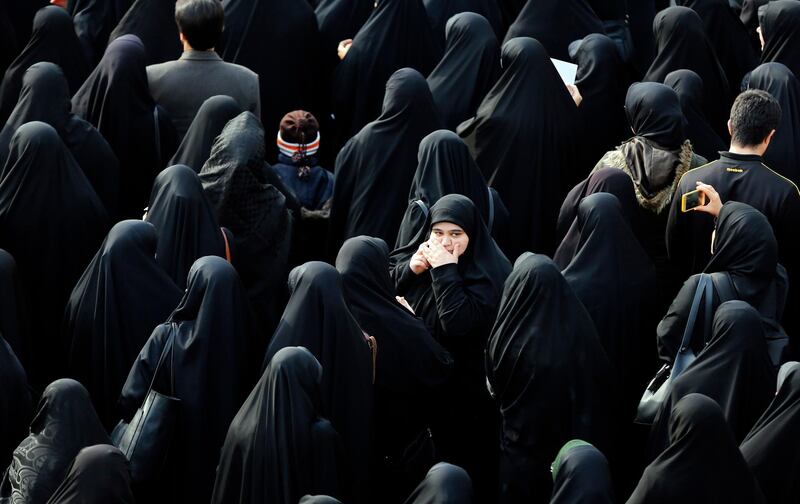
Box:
[441,235,452,246]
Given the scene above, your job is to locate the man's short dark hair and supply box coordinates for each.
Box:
[730,89,782,147]
[175,0,224,51]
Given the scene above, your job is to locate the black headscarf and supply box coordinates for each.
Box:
[664,69,726,161]
[427,13,501,132]
[108,0,182,65]
[744,62,800,184]
[0,6,90,125]
[199,111,292,337]
[46,445,135,504]
[759,0,800,77]
[63,220,182,427]
[0,333,32,471]
[119,256,259,503]
[402,463,474,504]
[570,34,630,168]
[395,130,492,248]
[69,0,133,65]
[145,165,227,289]
[212,346,342,504]
[550,440,614,504]
[4,379,110,504]
[331,0,441,142]
[72,34,177,218]
[261,262,373,504]
[644,6,731,136]
[503,0,605,60]
[485,253,611,500]
[0,122,108,389]
[423,0,505,42]
[168,95,243,173]
[458,37,583,257]
[740,361,800,504]
[328,68,442,255]
[220,0,320,144]
[628,394,765,504]
[0,62,120,215]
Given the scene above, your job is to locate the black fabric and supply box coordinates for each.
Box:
[71,34,178,218]
[2,0,48,54]
[315,0,373,60]
[503,0,604,59]
[744,62,800,184]
[220,0,319,149]
[0,333,32,470]
[0,6,90,125]
[69,0,133,65]
[644,6,731,137]
[458,37,583,258]
[628,0,657,76]
[740,361,800,504]
[145,165,226,289]
[108,0,182,65]
[402,463,474,504]
[677,0,759,96]
[0,122,108,389]
[650,301,777,455]
[0,250,29,366]
[395,130,493,249]
[486,253,611,503]
[0,62,120,216]
[212,346,343,504]
[628,394,765,504]
[423,0,505,42]
[119,256,259,503]
[759,0,800,78]
[168,95,243,173]
[427,13,500,132]
[328,68,442,255]
[46,444,135,504]
[664,69,726,161]
[571,34,630,168]
[550,441,614,504]
[63,220,182,428]
[4,379,110,504]
[331,0,441,142]
[199,111,292,338]
[261,262,373,504]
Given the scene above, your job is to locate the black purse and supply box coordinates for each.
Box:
[111,327,180,483]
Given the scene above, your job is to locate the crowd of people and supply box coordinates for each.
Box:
[0,0,798,502]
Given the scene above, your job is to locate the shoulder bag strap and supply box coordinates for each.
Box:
[673,274,710,377]
[414,199,429,220]
[145,326,175,398]
[486,187,495,233]
[153,107,161,168]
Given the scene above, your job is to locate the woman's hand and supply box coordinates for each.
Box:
[409,243,430,275]
[396,296,415,314]
[693,181,723,217]
[422,239,460,268]
[337,39,353,60]
[566,84,583,107]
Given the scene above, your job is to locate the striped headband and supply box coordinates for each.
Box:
[277,131,320,158]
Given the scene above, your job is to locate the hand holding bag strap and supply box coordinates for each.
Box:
[673,274,711,377]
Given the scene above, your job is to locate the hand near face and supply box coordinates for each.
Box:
[409,243,431,275]
[422,239,460,268]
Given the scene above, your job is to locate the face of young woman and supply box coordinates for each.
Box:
[430,221,469,256]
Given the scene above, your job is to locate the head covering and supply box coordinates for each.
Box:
[0,5,90,124]
[759,0,800,77]
[328,68,442,254]
[277,110,320,168]
[331,0,441,141]
[119,256,259,502]
[145,165,227,289]
[644,6,731,136]
[485,253,611,498]
[403,463,474,504]
[261,262,373,504]
[740,361,800,503]
[46,445,135,504]
[5,379,110,504]
[503,0,604,60]
[664,69,726,161]
[69,0,133,65]
[744,62,800,184]
[458,37,582,257]
[0,61,120,215]
[199,111,292,337]
[550,440,614,504]
[72,34,173,217]
[628,394,765,504]
[300,497,343,504]
[63,220,182,427]
[212,347,342,504]
[427,13,501,132]
[423,0,505,44]
[108,0,182,65]
[168,95,243,173]
[0,122,108,388]
[0,332,32,471]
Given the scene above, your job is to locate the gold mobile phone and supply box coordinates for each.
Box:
[681,189,706,212]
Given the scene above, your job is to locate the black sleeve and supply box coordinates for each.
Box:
[430,263,492,341]
[117,324,170,421]
[310,419,345,501]
[656,276,699,363]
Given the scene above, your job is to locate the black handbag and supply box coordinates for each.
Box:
[111,327,180,483]
[636,273,713,425]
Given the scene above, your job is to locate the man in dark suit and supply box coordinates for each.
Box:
[147,0,260,139]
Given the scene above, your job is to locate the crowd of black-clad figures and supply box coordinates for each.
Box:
[0,0,799,502]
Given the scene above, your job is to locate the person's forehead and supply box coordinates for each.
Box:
[431,222,464,232]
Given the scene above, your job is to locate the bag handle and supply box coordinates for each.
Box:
[414,199,429,219]
[673,274,711,377]
[145,326,176,398]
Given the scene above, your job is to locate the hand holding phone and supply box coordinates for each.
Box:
[687,182,723,217]
[681,189,706,212]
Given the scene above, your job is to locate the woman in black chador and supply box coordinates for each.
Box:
[168,95,243,173]
[108,0,182,65]
[550,440,615,504]
[664,69,726,163]
[758,0,800,79]
[47,444,135,504]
